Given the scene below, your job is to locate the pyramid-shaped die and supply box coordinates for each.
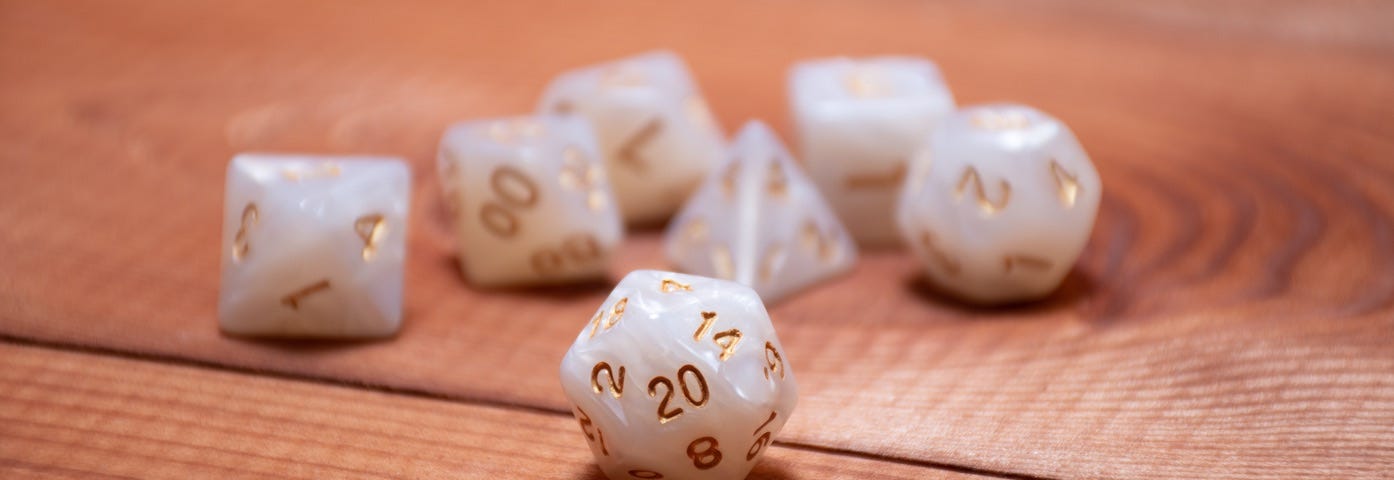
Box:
[665,121,857,302]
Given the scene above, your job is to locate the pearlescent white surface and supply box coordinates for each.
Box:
[438,114,623,287]
[789,56,956,247]
[218,154,409,338]
[538,50,726,225]
[560,270,797,480]
[665,121,857,303]
[897,104,1101,304]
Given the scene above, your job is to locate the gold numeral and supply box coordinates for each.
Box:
[762,342,785,380]
[660,278,692,293]
[918,231,961,275]
[766,160,788,200]
[530,233,603,275]
[560,146,608,212]
[954,166,1010,215]
[720,160,740,199]
[971,110,1030,130]
[843,69,890,98]
[575,407,608,456]
[480,165,540,238]
[687,436,723,470]
[281,163,341,181]
[747,411,778,461]
[628,470,663,479]
[354,213,386,261]
[710,244,734,280]
[647,364,709,424]
[1003,254,1052,273]
[801,221,842,263]
[589,297,628,339]
[692,311,743,361]
[591,362,626,398]
[281,279,331,310]
[1049,159,1081,207]
[617,118,663,173]
[232,202,258,262]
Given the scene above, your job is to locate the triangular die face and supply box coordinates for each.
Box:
[666,121,857,301]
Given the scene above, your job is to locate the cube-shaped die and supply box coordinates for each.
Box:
[539,51,726,225]
[789,56,956,247]
[218,154,409,338]
[666,121,857,302]
[898,104,1102,304]
[438,115,623,287]
[561,270,797,480]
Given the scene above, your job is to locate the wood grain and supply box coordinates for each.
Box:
[1,1,1393,479]
[0,341,989,480]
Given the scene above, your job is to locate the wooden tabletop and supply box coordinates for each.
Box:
[2,1,1393,479]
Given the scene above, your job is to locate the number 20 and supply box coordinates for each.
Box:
[647,365,709,424]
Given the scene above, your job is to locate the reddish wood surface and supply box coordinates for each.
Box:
[2,1,1393,478]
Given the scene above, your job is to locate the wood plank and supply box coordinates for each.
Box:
[0,342,985,480]
[2,1,1393,479]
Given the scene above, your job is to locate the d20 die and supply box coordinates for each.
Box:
[665,121,857,302]
[538,50,726,225]
[219,154,409,338]
[897,104,1102,304]
[560,270,797,480]
[789,56,956,247]
[438,114,623,287]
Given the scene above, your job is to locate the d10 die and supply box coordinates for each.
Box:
[897,104,1101,304]
[538,50,726,225]
[218,154,409,338]
[438,114,623,287]
[665,121,857,302]
[789,56,956,247]
[561,270,797,480]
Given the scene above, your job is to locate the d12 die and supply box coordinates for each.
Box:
[438,114,623,287]
[538,50,726,225]
[665,121,857,302]
[897,104,1101,304]
[218,154,409,338]
[560,270,797,480]
[789,56,956,247]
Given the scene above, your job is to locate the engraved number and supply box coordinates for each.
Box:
[232,202,258,262]
[479,165,539,238]
[628,471,663,479]
[281,279,331,310]
[575,407,608,456]
[591,362,625,398]
[647,365,709,424]
[1049,159,1081,207]
[747,411,778,461]
[693,311,743,362]
[762,342,785,380]
[954,166,1010,215]
[687,436,723,470]
[530,233,603,275]
[354,213,386,261]
[588,297,628,339]
[617,118,663,173]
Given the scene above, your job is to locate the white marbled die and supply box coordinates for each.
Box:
[218,154,409,338]
[438,114,623,287]
[561,270,797,480]
[665,121,857,303]
[898,104,1101,304]
[539,50,726,225]
[789,56,956,247]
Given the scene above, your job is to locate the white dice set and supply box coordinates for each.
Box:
[214,50,1100,480]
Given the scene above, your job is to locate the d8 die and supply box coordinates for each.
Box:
[218,154,409,338]
[897,104,1101,304]
[666,121,857,302]
[789,56,956,247]
[538,50,726,225]
[438,114,623,287]
[560,270,797,480]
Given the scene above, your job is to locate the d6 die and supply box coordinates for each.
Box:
[438,114,623,287]
[218,154,409,338]
[666,121,857,302]
[897,104,1101,303]
[538,51,726,225]
[560,270,797,480]
[789,56,956,247]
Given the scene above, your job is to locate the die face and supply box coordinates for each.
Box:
[789,56,956,247]
[897,104,1102,303]
[560,270,797,480]
[538,51,726,225]
[666,121,857,303]
[218,154,409,337]
[438,114,623,287]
